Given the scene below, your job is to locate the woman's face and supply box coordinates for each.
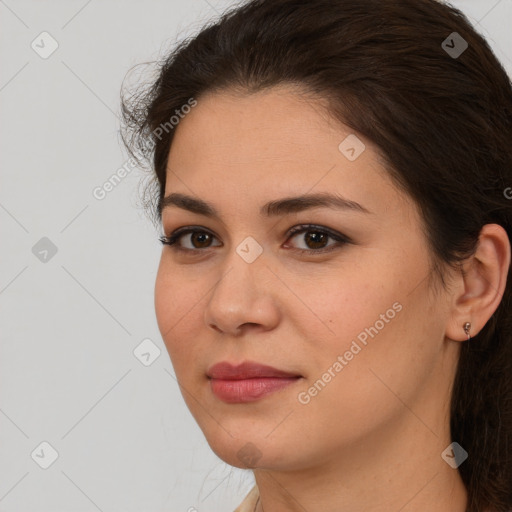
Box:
[155,85,459,471]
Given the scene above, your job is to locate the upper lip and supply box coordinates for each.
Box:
[207,361,302,380]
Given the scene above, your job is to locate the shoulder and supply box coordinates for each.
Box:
[232,484,259,512]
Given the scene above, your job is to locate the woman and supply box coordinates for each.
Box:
[120,0,512,510]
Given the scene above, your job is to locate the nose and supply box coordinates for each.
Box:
[203,247,281,337]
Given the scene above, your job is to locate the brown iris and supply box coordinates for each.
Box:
[302,231,328,250]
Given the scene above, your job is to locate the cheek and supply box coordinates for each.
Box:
[296,276,438,426]
[154,261,175,336]
[154,260,196,356]
[290,261,424,395]
[154,256,201,325]
[288,264,395,349]
[154,258,215,381]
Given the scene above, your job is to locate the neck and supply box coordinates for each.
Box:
[252,412,468,512]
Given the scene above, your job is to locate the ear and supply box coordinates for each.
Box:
[445,224,511,342]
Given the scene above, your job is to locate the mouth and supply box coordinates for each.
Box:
[207,360,302,379]
[207,360,303,403]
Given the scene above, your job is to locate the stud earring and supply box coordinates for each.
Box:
[463,322,471,341]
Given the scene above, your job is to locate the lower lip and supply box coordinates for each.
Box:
[209,377,301,403]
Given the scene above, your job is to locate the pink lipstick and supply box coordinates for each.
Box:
[207,361,302,403]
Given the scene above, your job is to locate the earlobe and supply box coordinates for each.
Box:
[445,223,511,343]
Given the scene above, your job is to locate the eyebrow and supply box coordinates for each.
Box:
[159,191,372,219]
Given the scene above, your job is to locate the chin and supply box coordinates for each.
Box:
[202,426,300,471]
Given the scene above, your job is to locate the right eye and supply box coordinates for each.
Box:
[159,227,222,253]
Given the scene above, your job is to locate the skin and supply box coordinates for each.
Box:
[154,84,511,512]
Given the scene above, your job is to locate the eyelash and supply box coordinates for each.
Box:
[159,224,352,256]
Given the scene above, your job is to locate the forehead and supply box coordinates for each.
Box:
[163,85,416,226]
[170,84,351,156]
[167,86,378,178]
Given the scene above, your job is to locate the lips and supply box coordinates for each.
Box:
[206,361,303,403]
[207,361,301,380]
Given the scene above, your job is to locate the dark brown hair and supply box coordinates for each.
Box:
[120,0,512,510]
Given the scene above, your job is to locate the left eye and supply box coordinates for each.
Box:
[159,224,351,255]
[284,225,350,253]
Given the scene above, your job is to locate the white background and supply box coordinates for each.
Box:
[1,1,511,511]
